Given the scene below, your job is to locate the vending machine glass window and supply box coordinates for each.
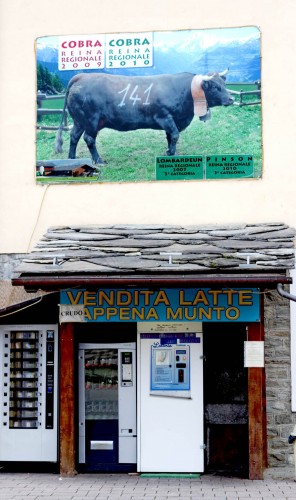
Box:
[9,331,40,429]
[84,349,118,420]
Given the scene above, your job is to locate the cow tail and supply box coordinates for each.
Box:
[54,88,69,154]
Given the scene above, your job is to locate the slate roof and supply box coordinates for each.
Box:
[13,223,295,280]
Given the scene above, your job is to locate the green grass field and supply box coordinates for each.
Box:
[36,89,262,184]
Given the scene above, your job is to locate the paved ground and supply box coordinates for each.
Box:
[0,468,296,500]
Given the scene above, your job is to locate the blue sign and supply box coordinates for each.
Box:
[60,288,260,322]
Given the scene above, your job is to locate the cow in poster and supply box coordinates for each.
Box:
[55,70,234,164]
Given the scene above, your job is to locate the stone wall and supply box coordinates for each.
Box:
[0,254,26,281]
[265,289,296,467]
[0,254,45,310]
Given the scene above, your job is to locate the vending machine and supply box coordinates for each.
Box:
[0,325,58,462]
[78,342,136,471]
[137,322,204,473]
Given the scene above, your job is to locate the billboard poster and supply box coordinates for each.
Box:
[36,26,261,184]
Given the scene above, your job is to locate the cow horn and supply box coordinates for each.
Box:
[201,74,214,82]
[219,68,229,77]
[201,69,229,81]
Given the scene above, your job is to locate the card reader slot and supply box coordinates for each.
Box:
[178,369,184,383]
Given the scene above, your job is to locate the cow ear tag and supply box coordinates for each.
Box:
[191,75,210,121]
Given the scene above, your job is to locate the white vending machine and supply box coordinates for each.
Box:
[0,325,58,462]
[137,322,204,473]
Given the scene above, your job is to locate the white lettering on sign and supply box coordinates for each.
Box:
[58,34,105,70]
[105,32,153,69]
[118,83,154,107]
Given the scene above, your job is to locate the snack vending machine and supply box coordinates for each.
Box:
[0,325,58,462]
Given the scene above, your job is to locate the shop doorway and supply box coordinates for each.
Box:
[203,324,249,477]
[78,343,136,472]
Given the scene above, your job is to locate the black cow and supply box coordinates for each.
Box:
[55,70,234,164]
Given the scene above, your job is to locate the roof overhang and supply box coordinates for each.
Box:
[12,272,292,292]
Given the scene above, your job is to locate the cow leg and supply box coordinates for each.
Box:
[166,132,172,153]
[154,114,179,156]
[83,130,105,165]
[166,129,179,156]
[68,123,84,159]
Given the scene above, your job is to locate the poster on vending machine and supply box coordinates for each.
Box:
[36,26,261,183]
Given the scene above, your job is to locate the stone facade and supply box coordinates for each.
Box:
[0,237,296,467]
[265,289,295,467]
[0,254,26,281]
[0,254,44,311]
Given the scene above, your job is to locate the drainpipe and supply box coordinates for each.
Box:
[277,283,296,302]
[278,279,296,477]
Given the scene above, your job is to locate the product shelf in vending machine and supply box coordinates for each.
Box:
[9,331,40,429]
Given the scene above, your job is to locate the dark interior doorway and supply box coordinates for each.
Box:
[203,323,248,477]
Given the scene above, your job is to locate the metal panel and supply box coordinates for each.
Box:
[79,343,135,350]
[91,440,114,450]
[118,347,137,463]
[119,436,137,463]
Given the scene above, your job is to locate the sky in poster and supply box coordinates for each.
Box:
[37,26,260,60]
[37,26,260,82]
[37,26,260,53]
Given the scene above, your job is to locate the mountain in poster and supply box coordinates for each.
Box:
[36,31,260,89]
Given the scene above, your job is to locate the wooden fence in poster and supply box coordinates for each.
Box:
[228,81,261,107]
[37,92,69,131]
